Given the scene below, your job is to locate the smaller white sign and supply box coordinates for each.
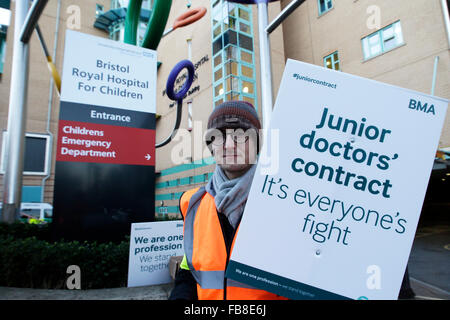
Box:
[127,221,184,287]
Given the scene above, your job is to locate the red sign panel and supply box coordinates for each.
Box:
[56,120,155,166]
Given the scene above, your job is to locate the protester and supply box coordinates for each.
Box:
[169,100,287,300]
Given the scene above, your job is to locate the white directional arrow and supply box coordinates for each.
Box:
[145,154,151,160]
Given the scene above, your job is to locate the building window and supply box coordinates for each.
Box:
[0,4,11,26]
[211,1,257,110]
[0,33,6,74]
[0,5,9,76]
[109,20,148,46]
[1,132,51,175]
[318,0,333,15]
[108,1,153,46]
[95,4,104,18]
[110,0,152,10]
[324,51,340,71]
[110,0,119,10]
[109,22,124,42]
[362,21,404,60]
[137,21,147,45]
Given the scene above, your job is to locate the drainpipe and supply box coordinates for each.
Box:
[257,1,273,132]
[431,56,439,96]
[41,0,61,203]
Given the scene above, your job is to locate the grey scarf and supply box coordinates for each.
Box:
[205,164,257,229]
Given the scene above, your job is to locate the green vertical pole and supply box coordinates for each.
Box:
[141,0,172,50]
[124,0,172,50]
[124,0,143,45]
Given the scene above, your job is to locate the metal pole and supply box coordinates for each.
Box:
[257,2,273,131]
[440,0,450,48]
[2,0,30,223]
[266,0,305,34]
[20,0,49,44]
[34,24,50,57]
[41,0,61,203]
[431,56,439,96]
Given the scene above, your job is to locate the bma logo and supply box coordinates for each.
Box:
[408,99,435,115]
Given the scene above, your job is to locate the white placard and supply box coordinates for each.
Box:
[61,30,156,113]
[128,221,184,287]
[227,59,448,300]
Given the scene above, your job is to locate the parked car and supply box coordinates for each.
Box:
[0,202,53,224]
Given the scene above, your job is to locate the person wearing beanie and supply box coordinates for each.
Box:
[205,100,261,180]
[169,101,287,300]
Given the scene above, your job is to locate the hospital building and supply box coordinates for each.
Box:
[0,0,448,220]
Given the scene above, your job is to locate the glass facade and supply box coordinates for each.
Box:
[211,0,257,109]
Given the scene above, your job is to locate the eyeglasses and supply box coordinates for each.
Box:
[206,128,251,146]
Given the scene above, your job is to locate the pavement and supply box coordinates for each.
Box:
[406,224,450,300]
[409,278,450,300]
[0,283,173,300]
[1,278,448,300]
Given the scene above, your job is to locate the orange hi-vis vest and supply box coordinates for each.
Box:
[180,186,288,300]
